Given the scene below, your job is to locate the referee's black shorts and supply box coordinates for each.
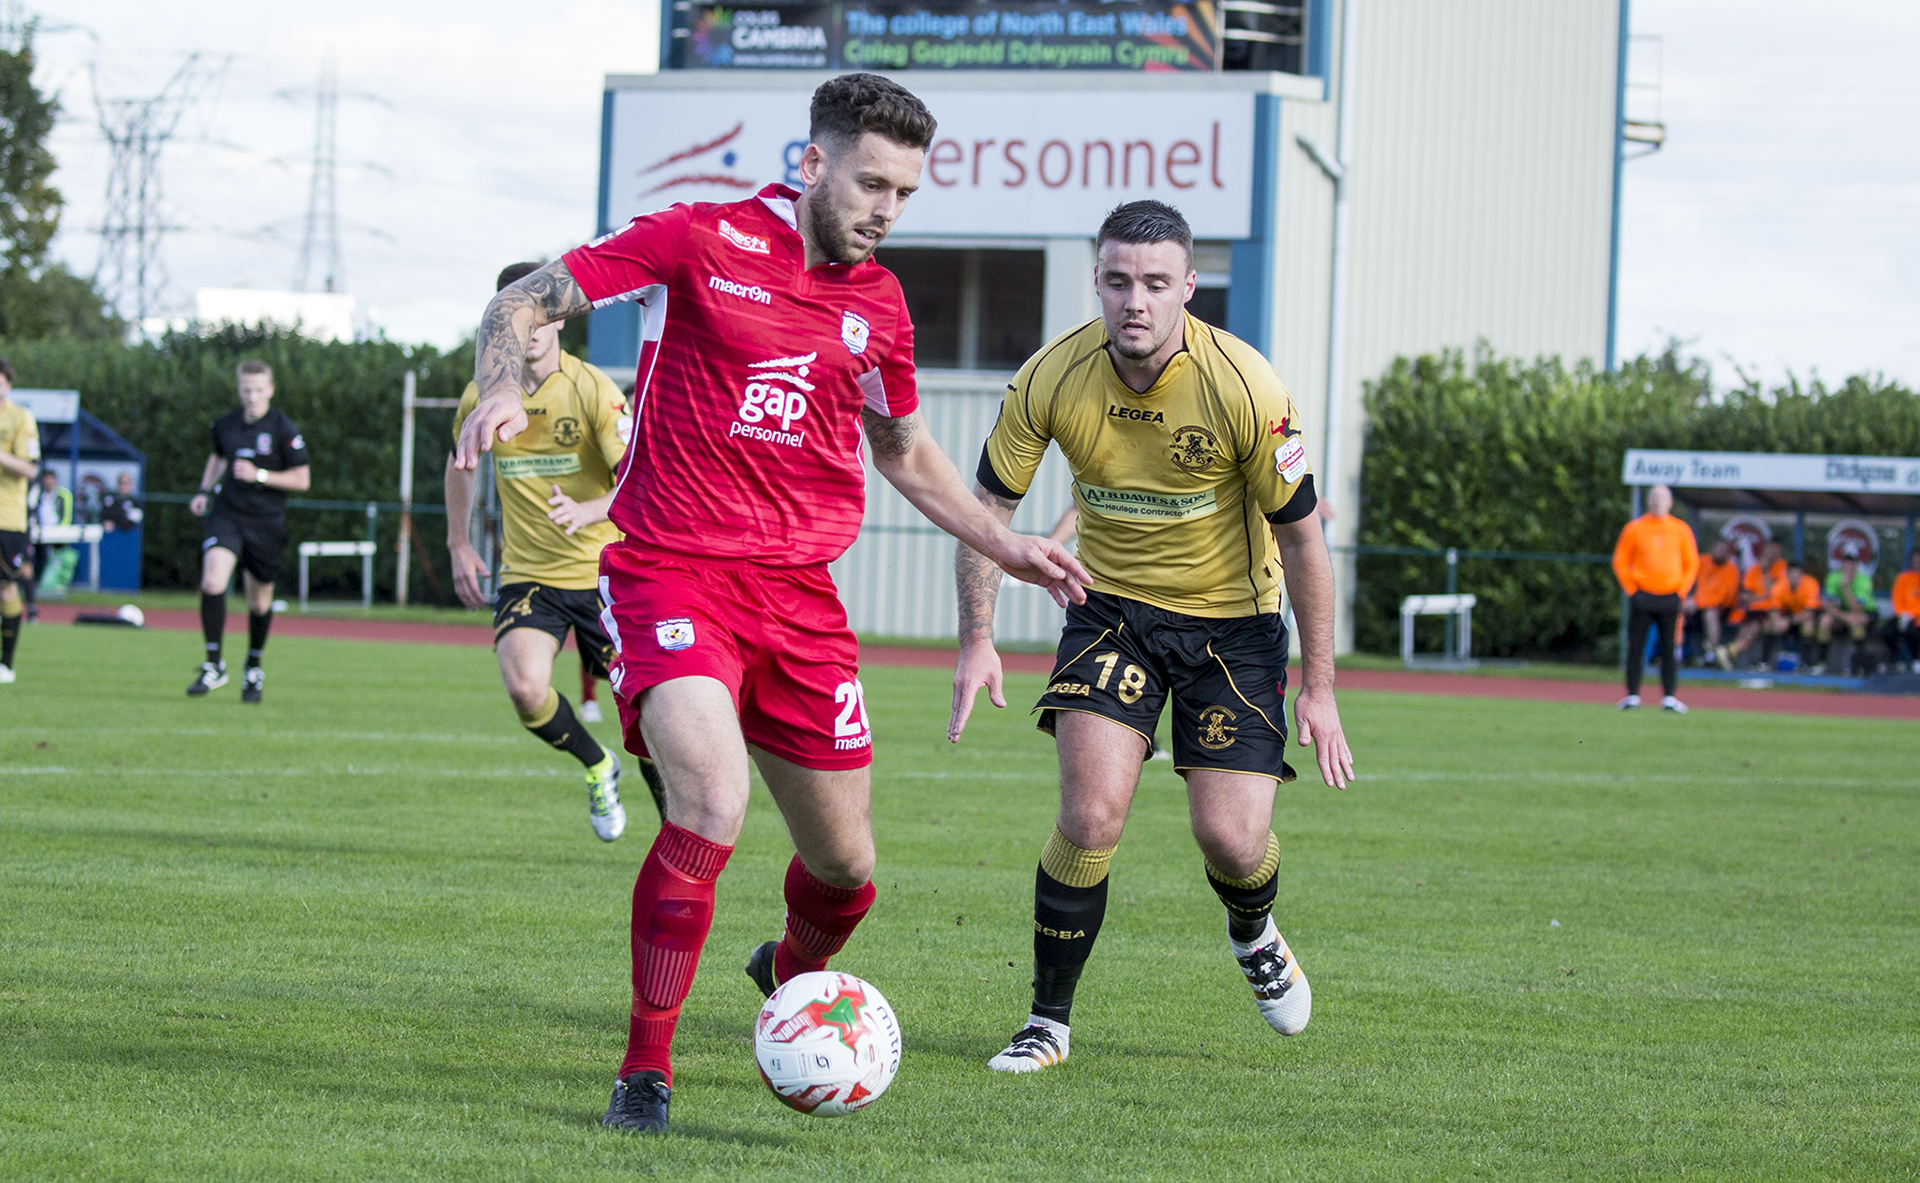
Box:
[202,510,287,585]
[1035,589,1296,782]
[493,581,617,679]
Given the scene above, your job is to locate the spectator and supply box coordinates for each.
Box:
[24,468,70,618]
[100,472,143,533]
[1717,540,1787,669]
[1685,538,1740,662]
[75,474,105,525]
[1815,557,1876,673]
[1776,559,1823,665]
[1611,483,1698,711]
[1885,550,1920,671]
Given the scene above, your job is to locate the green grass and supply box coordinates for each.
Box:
[2,626,1916,1180]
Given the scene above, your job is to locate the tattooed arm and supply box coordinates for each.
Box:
[948,483,1023,741]
[453,261,592,469]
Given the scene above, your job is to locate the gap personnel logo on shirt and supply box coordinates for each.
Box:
[1276,437,1308,483]
[655,618,696,651]
[1168,424,1221,472]
[841,311,870,356]
[553,417,582,447]
[718,219,770,254]
[731,351,815,448]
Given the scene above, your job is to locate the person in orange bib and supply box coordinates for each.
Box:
[1612,484,1698,711]
[1717,540,1787,669]
[1685,539,1741,659]
[1884,550,1920,670]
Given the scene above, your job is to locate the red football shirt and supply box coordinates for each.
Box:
[562,185,918,568]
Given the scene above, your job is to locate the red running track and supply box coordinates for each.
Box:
[38,604,1919,721]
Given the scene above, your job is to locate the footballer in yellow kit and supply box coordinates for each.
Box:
[0,358,41,682]
[447,262,661,841]
[949,201,1354,1074]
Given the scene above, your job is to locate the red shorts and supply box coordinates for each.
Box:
[598,543,872,771]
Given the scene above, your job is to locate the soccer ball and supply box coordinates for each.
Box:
[116,604,145,628]
[753,971,901,1116]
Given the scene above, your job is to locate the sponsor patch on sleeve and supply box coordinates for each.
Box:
[1276,438,1308,483]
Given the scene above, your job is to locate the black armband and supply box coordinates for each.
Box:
[975,445,1025,503]
[1264,474,1318,525]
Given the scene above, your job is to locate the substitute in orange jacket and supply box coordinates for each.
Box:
[1886,550,1920,668]
[1612,484,1698,711]
[1686,539,1741,655]
[1718,541,1787,669]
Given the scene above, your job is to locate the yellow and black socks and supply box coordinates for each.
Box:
[1,599,20,667]
[520,687,605,768]
[1206,832,1281,943]
[200,592,226,664]
[1031,826,1115,1025]
[246,610,272,669]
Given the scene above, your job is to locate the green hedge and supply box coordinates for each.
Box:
[1354,347,1920,660]
[3,327,476,600]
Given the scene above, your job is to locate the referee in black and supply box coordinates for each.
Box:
[187,359,310,702]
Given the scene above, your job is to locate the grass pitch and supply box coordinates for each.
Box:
[2,625,1916,1181]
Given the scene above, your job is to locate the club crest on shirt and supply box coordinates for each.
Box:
[841,311,870,356]
[256,432,273,453]
[1168,424,1221,473]
[655,618,696,651]
[553,417,582,448]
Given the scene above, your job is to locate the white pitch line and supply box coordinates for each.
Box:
[1358,769,1884,788]
[0,765,573,779]
[0,726,525,744]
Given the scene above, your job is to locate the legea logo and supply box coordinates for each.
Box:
[731,351,816,447]
[719,219,770,254]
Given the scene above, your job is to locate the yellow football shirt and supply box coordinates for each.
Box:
[0,399,41,532]
[982,314,1315,618]
[453,353,628,590]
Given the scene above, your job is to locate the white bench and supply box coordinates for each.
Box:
[1401,593,1477,665]
[298,540,376,611]
[28,523,105,592]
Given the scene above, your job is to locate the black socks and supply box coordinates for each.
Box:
[247,610,272,669]
[1206,832,1282,943]
[200,592,226,664]
[522,689,606,768]
[1030,827,1114,1026]
[1,609,19,667]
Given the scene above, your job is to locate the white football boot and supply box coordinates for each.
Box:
[585,749,626,842]
[1661,695,1689,714]
[579,698,604,723]
[1616,695,1641,710]
[987,1015,1070,1073]
[0,663,15,684]
[1233,917,1311,1036]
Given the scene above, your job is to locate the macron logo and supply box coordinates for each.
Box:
[709,274,773,305]
[718,219,770,254]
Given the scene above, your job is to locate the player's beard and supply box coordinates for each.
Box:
[805,189,886,266]
[1107,314,1180,361]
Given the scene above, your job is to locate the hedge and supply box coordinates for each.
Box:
[2,327,476,600]
[1354,346,1920,660]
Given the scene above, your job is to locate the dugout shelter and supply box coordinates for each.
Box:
[591,0,1634,648]
[12,389,147,592]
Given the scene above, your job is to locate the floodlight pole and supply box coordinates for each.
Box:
[397,370,416,606]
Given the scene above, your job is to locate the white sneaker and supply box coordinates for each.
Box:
[585,749,626,842]
[987,1015,1069,1073]
[0,663,14,684]
[1617,695,1641,710]
[1661,696,1689,714]
[580,698,604,723]
[187,662,228,696]
[1233,917,1311,1036]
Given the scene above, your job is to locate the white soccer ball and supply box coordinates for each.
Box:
[116,604,145,628]
[753,970,901,1117]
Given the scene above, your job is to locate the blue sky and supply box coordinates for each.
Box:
[31,0,1920,390]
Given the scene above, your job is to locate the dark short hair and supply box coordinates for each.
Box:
[0,355,13,383]
[1096,201,1194,265]
[497,262,541,291]
[810,73,936,152]
[237,359,272,381]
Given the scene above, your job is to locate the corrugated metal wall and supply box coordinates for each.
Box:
[830,372,1075,644]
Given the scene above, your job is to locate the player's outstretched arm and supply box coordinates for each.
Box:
[454,260,592,470]
[949,483,1021,742]
[443,456,490,610]
[1272,515,1355,789]
[862,408,1088,606]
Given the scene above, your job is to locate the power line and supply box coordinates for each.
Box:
[294,54,342,294]
[91,54,223,327]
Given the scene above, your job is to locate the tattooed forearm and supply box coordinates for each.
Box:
[860,408,920,461]
[475,261,590,397]
[955,485,1020,645]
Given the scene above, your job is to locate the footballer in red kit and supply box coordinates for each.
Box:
[454,73,1089,1135]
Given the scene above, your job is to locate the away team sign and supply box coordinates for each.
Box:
[603,87,1254,238]
[1622,449,1920,495]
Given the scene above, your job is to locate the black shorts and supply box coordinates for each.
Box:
[0,529,26,583]
[493,582,616,678]
[203,510,287,584]
[1036,589,1296,782]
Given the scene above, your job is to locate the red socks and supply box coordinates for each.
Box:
[772,854,876,984]
[619,823,733,1084]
